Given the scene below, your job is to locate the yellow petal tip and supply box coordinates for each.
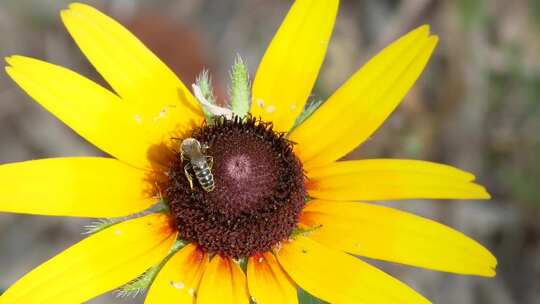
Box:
[5,55,33,66]
[62,3,91,20]
[5,55,18,66]
[59,8,73,23]
[481,267,497,278]
[67,2,88,10]
[481,252,498,277]
[475,184,492,199]
[429,34,440,44]
[475,242,497,277]
[59,8,69,16]
[417,24,431,35]
[4,66,13,77]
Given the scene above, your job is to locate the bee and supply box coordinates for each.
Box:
[180,138,215,192]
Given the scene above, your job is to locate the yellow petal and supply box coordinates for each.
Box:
[290,26,438,169]
[301,200,497,276]
[0,214,177,304]
[251,0,339,132]
[307,159,490,200]
[145,244,208,304]
[197,255,249,304]
[247,253,298,304]
[61,3,203,131]
[5,56,162,169]
[0,157,155,217]
[276,236,431,304]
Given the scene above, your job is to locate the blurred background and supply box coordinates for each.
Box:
[0,0,539,303]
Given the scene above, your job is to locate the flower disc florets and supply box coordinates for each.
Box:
[164,116,306,258]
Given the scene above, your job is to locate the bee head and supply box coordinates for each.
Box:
[180,138,202,157]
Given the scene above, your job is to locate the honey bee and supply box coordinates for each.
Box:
[180,138,215,192]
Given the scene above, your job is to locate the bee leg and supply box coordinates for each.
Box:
[184,164,194,190]
[206,156,214,169]
[180,152,186,163]
[201,143,209,154]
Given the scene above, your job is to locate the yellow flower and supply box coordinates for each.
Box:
[0,1,496,304]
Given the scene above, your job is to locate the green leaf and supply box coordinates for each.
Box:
[230,55,251,117]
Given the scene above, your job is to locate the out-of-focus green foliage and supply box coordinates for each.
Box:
[487,43,540,208]
[1,1,540,303]
[530,0,540,28]
[457,0,487,28]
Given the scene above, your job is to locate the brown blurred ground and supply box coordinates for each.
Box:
[1,0,539,303]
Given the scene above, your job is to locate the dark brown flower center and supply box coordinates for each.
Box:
[164,116,306,258]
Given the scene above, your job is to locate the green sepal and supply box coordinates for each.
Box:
[155,198,170,213]
[236,257,248,272]
[195,70,218,122]
[83,218,120,235]
[291,98,324,131]
[83,200,171,235]
[298,288,327,304]
[229,55,251,117]
[116,265,162,298]
[116,239,187,298]
[290,224,323,239]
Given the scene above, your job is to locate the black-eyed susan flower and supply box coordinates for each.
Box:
[0,1,496,303]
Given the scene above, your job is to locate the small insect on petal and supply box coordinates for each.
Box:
[170,281,185,289]
[265,105,276,113]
